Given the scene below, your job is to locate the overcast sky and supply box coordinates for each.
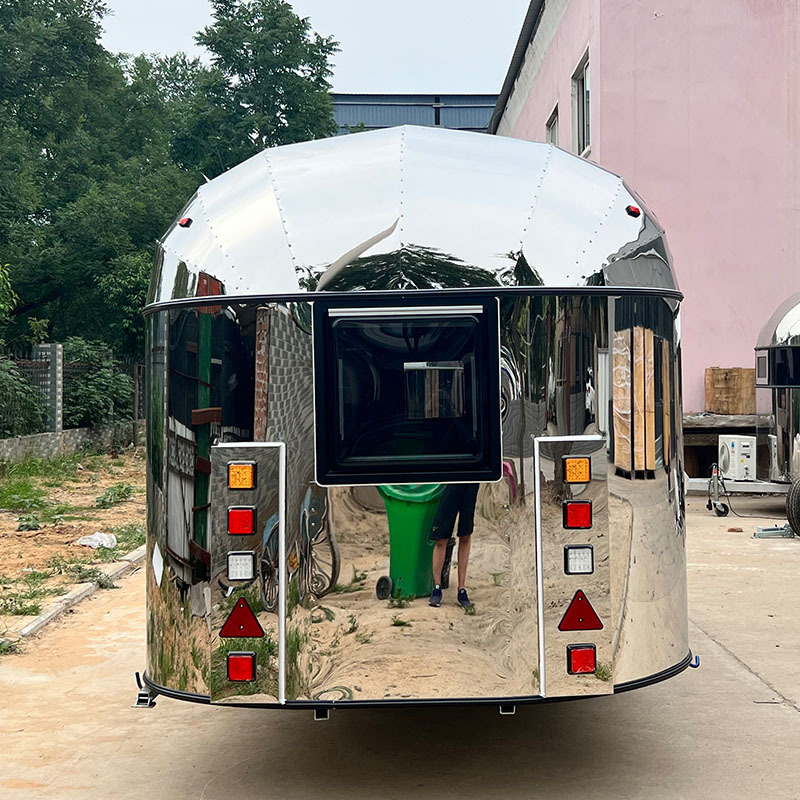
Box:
[100,0,529,94]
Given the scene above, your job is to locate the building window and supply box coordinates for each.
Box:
[546,106,559,146]
[572,54,590,155]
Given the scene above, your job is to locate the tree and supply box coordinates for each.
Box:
[0,0,339,361]
[173,0,339,177]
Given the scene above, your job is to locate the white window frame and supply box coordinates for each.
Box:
[545,104,559,146]
[571,51,591,157]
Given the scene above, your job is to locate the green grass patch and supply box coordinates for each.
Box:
[0,571,67,615]
[95,483,133,508]
[221,582,263,615]
[0,476,47,512]
[391,615,412,627]
[46,555,117,588]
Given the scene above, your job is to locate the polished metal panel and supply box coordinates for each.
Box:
[756,291,800,349]
[755,294,800,482]
[145,289,687,703]
[535,436,612,697]
[145,125,687,704]
[147,126,678,306]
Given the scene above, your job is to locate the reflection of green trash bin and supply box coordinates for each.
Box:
[376,484,445,599]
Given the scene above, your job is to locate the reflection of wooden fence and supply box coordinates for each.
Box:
[613,326,671,474]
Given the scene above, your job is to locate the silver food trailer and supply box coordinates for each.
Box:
[756,292,800,532]
[141,126,690,712]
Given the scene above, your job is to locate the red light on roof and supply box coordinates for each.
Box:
[178,217,193,228]
[558,589,604,631]
[626,205,641,218]
[567,644,597,674]
[220,598,264,638]
[227,651,256,682]
[228,506,256,535]
[563,501,592,529]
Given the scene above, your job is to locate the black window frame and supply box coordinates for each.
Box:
[312,295,502,486]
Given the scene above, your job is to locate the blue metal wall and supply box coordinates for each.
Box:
[332,94,498,135]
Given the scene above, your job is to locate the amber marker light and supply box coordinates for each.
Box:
[563,456,591,484]
[228,461,256,490]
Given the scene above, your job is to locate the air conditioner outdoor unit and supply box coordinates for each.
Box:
[718,435,756,481]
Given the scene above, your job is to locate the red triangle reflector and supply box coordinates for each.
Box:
[220,598,264,638]
[558,589,603,631]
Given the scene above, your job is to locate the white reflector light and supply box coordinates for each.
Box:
[564,545,594,575]
[227,551,256,581]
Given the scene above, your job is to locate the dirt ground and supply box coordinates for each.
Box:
[0,449,146,640]
[0,450,146,578]
[1,493,798,799]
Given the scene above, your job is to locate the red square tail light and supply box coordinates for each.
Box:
[563,500,592,529]
[227,651,256,682]
[228,506,256,535]
[567,644,597,675]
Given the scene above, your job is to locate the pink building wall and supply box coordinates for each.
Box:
[498,0,800,412]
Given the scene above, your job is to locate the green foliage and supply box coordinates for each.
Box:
[0,358,47,437]
[391,615,412,627]
[47,554,116,588]
[0,474,46,511]
[176,0,339,177]
[0,639,21,655]
[0,0,339,362]
[16,513,40,531]
[62,337,133,428]
[94,482,133,507]
[0,264,18,328]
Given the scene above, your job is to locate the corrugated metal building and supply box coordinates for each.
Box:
[332,94,498,135]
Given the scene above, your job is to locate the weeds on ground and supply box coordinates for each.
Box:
[595,662,612,682]
[354,631,372,645]
[387,596,413,609]
[333,566,367,594]
[391,615,412,627]
[0,639,20,655]
[95,483,133,508]
[0,569,67,615]
[345,614,359,634]
[47,555,117,589]
[16,513,40,531]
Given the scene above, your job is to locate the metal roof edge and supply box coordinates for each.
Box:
[489,0,546,135]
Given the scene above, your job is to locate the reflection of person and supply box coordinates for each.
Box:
[428,484,479,609]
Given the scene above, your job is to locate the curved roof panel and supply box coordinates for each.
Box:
[148,125,677,304]
[756,292,800,349]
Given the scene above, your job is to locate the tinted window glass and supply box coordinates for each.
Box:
[314,300,501,485]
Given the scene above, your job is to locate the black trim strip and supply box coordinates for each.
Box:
[144,285,683,316]
[142,651,693,709]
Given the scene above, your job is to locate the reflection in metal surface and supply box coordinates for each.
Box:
[144,127,687,706]
[148,126,677,305]
[755,293,800,483]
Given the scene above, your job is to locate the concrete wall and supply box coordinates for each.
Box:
[0,422,143,463]
[497,0,800,412]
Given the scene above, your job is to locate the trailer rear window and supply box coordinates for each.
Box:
[313,300,501,485]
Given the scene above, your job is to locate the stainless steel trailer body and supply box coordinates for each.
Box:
[143,126,689,707]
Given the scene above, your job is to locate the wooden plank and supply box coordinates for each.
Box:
[633,326,646,471]
[704,367,756,415]
[645,328,656,470]
[612,330,632,472]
